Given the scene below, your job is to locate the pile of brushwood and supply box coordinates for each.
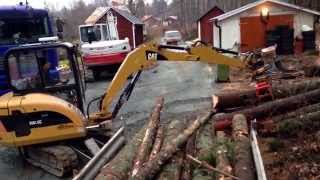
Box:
[95,78,320,180]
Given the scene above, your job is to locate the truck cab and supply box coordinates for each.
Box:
[79,13,131,80]
[0,4,54,95]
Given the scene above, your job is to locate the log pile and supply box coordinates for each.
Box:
[95,78,320,180]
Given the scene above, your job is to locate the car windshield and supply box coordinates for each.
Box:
[0,16,50,45]
[80,26,102,43]
[165,31,181,37]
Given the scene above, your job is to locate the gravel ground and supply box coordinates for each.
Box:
[0,62,219,179]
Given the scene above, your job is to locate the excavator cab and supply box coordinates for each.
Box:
[3,42,86,112]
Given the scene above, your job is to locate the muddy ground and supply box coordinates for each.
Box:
[0,62,219,180]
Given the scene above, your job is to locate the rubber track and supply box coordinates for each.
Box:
[26,145,78,177]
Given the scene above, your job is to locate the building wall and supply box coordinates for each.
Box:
[214,1,317,52]
[214,15,240,51]
[97,9,134,48]
[135,24,144,46]
[199,7,224,45]
[294,12,315,37]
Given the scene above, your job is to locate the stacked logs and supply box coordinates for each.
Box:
[95,97,240,180]
[95,78,320,180]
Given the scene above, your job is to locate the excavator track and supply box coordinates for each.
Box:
[25,145,78,177]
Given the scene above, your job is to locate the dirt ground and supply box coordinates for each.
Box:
[260,130,320,179]
[0,62,220,180]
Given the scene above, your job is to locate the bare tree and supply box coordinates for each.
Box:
[135,0,145,18]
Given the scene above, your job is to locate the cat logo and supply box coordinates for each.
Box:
[29,120,43,126]
[146,52,158,61]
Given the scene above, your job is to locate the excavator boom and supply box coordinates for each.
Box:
[91,42,245,121]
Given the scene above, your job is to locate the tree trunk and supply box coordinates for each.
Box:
[232,114,255,180]
[149,125,164,161]
[277,110,320,137]
[215,131,233,180]
[96,124,148,180]
[132,111,215,180]
[192,122,215,179]
[213,79,320,110]
[96,97,163,180]
[130,97,164,178]
[157,120,186,180]
[272,102,320,122]
[213,88,320,131]
[181,134,196,180]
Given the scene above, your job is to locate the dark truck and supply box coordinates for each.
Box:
[0,3,55,95]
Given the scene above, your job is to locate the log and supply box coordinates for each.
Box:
[187,155,239,180]
[215,131,233,180]
[132,111,215,180]
[232,114,255,180]
[131,97,164,178]
[96,97,163,180]
[192,121,215,179]
[277,110,320,137]
[304,58,320,77]
[212,88,320,130]
[149,125,164,161]
[181,134,196,180]
[213,78,320,110]
[272,102,320,122]
[96,124,148,180]
[157,120,186,180]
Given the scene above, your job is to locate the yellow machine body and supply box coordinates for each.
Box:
[0,92,86,147]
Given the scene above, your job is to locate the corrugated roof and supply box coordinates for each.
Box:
[211,0,320,22]
[85,7,109,25]
[114,8,143,25]
[85,6,143,25]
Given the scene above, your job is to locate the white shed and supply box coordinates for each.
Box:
[211,0,320,52]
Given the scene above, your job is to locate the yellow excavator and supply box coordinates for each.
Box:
[0,41,245,176]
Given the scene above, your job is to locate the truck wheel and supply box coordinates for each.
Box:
[92,70,101,80]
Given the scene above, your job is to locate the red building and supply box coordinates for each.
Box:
[85,7,144,48]
[197,6,224,45]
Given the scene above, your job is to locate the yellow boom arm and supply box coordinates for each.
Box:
[90,42,245,121]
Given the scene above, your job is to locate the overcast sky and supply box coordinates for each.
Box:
[0,0,157,10]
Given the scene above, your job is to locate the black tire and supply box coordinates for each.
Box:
[92,70,101,80]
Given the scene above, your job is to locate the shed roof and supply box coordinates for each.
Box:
[211,0,320,22]
[197,6,224,21]
[85,6,143,25]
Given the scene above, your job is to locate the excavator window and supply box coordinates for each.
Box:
[8,52,41,90]
[7,47,77,91]
[5,44,85,112]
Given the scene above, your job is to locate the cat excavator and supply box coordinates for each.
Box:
[0,41,245,177]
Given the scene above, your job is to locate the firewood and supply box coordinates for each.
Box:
[213,79,320,110]
[277,110,320,137]
[157,120,186,180]
[232,114,255,180]
[215,131,233,180]
[192,121,215,179]
[187,155,239,180]
[96,97,163,180]
[149,125,164,161]
[272,102,320,122]
[96,124,148,180]
[213,88,320,131]
[131,111,215,180]
[130,97,164,178]
[181,134,196,180]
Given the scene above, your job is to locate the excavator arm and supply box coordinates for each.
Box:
[90,42,245,121]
